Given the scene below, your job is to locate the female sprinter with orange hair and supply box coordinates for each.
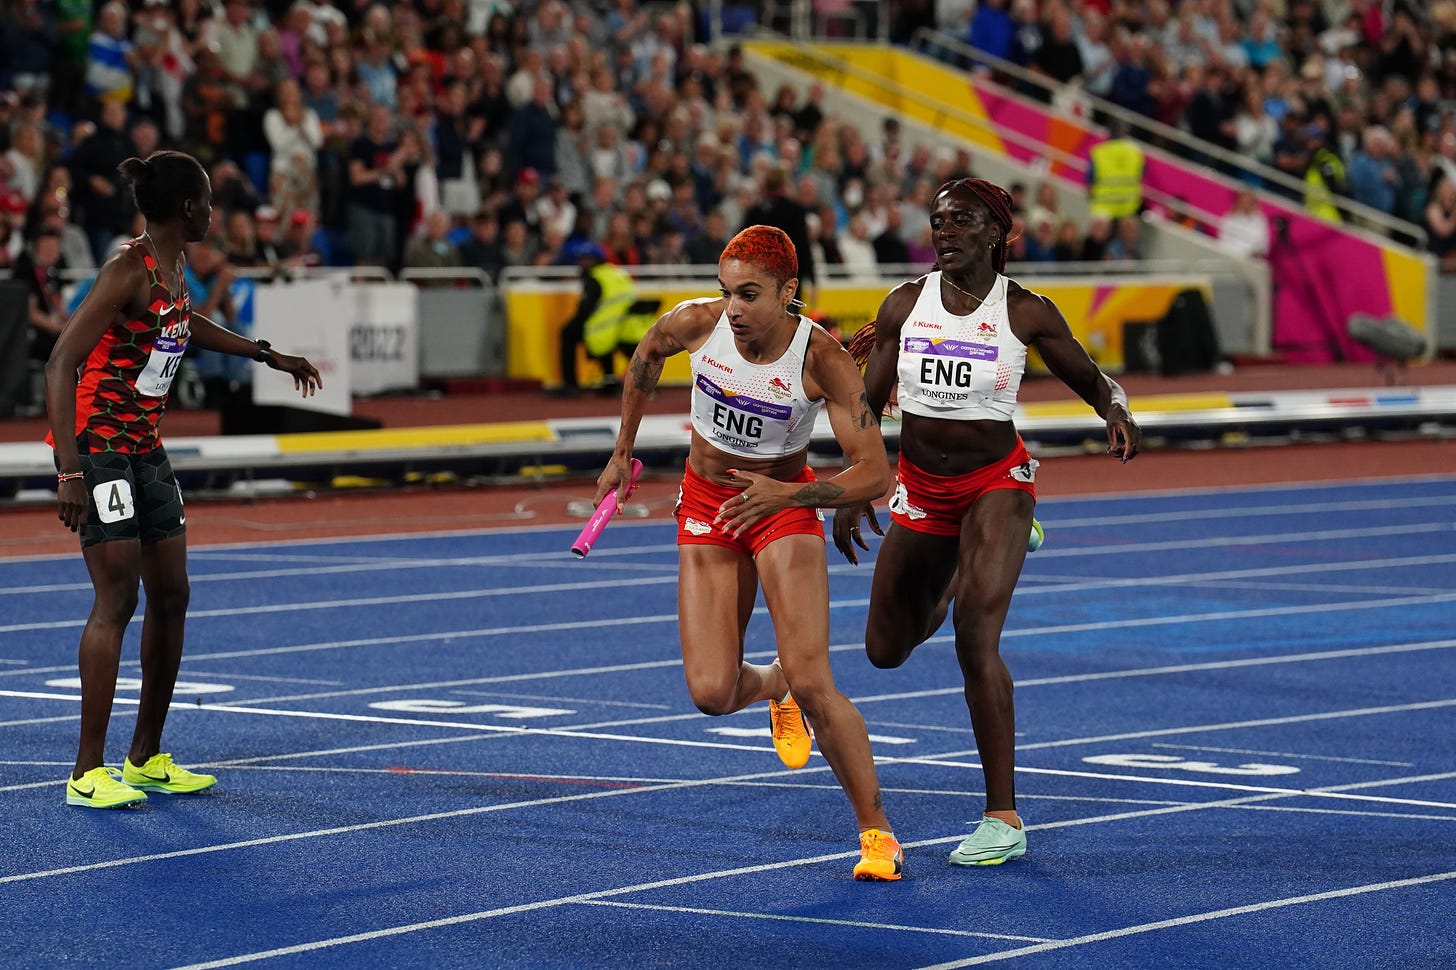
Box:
[592,225,903,881]
[835,178,1141,867]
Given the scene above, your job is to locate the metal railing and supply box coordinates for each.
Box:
[501,259,1248,287]
[704,0,888,44]
[398,266,494,288]
[909,27,1427,250]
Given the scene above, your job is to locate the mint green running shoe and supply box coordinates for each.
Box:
[949,816,1027,866]
[1027,518,1044,553]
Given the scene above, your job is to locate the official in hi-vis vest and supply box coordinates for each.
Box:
[1087,119,1146,221]
[548,239,638,397]
[1302,122,1346,224]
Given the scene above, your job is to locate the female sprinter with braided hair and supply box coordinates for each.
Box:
[592,225,904,881]
[834,178,1141,866]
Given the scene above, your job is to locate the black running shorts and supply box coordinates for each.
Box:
[64,447,187,548]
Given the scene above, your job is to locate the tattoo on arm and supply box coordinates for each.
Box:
[790,482,846,507]
[851,391,877,430]
[627,353,663,394]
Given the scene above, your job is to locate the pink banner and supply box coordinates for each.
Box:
[975,87,1395,363]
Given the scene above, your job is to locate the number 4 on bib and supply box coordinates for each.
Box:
[93,480,136,524]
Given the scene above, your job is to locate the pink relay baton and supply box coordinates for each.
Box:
[571,458,644,558]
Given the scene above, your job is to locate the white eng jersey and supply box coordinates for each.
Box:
[896,272,1027,421]
[689,310,823,459]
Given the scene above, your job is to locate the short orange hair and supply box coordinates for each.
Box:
[720,224,798,284]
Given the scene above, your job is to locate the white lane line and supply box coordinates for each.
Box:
[0,636,696,683]
[0,739,1441,891]
[206,766,693,783]
[143,783,1456,969]
[0,516,671,566]
[903,758,1456,811]
[865,720,976,735]
[0,761,868,888]
[576,900,1054,943]
[1013,697,1456,752]
[1042,493,1456,528]
[1023,553,1456,593]
[0,693,789,759]
[1005,591,1456,635]
[1026,522,1456,560]
[0,627,1399,697]
[7,688,1454,812]
[1,754,1317,812]
[914,869,1456,969]
[1232,803,1456,823]
[1,475,1448,567]
[447,689,672,710]
[0,544,685,596]
[1191,580,1452,596]
[211,733,501,766]
[6,536,1455,630]
[0,713,84,728]
[5,547,1454,653]
[160,848,919,970]
[7,641,1452,751]
[4,513,1447,596]
[180,671,344,686]
[853,639,1456,705]
[1150,742,1413,767]
[0,576,681,633]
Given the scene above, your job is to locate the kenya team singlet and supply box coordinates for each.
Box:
[58,239,192,454]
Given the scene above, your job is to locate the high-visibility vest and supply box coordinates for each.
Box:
[619,300,659,345]
[1089,139,1145,218]
[582,262,637,357]
[1304,149,1345,223]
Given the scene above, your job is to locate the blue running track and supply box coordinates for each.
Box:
[2,476,1455,968]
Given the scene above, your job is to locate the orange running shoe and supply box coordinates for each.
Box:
[768,660,812,769]
[853,828,904,881]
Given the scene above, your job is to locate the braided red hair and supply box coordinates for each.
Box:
[847,323,876,369]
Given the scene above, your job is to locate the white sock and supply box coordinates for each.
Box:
[771,660,790,703]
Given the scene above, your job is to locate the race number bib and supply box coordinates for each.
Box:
[93,480,135,524]
[136,329,189,398]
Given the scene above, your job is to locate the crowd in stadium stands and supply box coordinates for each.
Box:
[3,0,1456,347]
[931,0,1456,265]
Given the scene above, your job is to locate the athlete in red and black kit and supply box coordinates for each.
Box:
[45,151,321,809]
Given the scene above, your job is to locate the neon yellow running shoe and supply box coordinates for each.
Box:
[121,753,217,795]
[66,767,147,809]
[853,828,904,881]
